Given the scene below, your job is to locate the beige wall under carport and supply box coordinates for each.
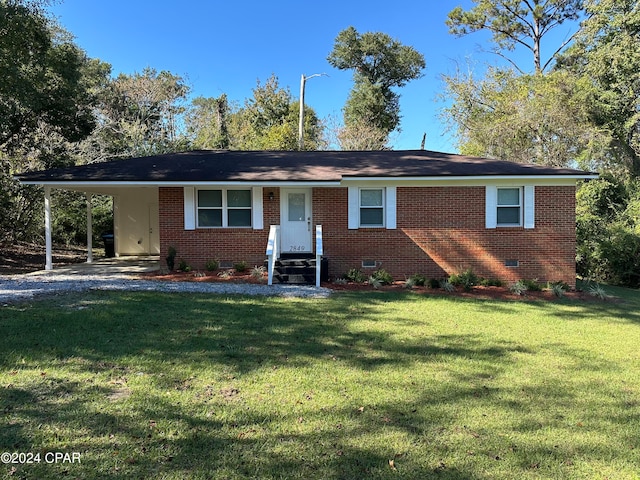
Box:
[114,187,160,255]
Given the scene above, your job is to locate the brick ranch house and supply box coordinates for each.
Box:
[16,150,597,286]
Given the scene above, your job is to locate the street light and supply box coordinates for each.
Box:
[299,73,327,150]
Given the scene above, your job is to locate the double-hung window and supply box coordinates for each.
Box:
[496,187,522,226]
[359,188,385,227]
[197,189,252,228]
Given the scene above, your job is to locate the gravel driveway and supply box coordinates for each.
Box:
[0,271,332,304]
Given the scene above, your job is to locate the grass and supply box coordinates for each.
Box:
[1,285,640,479]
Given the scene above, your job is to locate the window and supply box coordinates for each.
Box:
[496,187,522,226]
[197,189,252,228]
[360,188,384,227]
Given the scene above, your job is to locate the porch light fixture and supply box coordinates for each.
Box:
[268,191,274,201]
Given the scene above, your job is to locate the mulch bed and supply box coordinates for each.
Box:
[140,269,598,302]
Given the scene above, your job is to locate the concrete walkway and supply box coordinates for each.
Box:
[26,256,161,276]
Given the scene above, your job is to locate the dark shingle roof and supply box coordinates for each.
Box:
[16,150,595,184]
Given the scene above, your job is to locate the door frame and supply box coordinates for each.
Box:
[279,187,313,254]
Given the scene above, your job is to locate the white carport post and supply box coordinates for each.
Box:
[44,186,52,270]
[86,193,93,263]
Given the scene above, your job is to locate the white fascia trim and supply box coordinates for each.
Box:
[340,175,597,187]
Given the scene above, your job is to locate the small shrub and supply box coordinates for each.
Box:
[480,278,504,287]
[234,261,248,273]
[550,283,566,298]
[510,280,528,296]
[548,280,570,292]
[251,265,266,280]
[333,277,348,285]
[178,259,191,272]
[217,269,233,279]
[428,278,441,289]
[440,279,455,292]
[409,274,427,286]
[589,283,609,300]
[522,279,542,292]
[166,246,177,271]
[368,275,383,289]
[404,277,416,289]
[449,268,479,292]
[371,269,393,285]
[345,268,367,283]
[192,271,206,278]
[205,259,219,271]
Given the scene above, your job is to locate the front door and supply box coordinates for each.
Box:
[280,188,312,254]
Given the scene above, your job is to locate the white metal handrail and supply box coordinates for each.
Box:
[266,225,280,285]
[315,224,323,287]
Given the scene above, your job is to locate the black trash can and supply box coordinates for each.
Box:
[101,233,115,258]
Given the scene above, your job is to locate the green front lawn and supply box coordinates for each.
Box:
[1,286,639,479]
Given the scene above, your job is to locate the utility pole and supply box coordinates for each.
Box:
[298,73,326,150]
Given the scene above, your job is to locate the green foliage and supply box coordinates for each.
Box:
[428,278,442,289]
[446,0,583,73]
[577,178,640,287]
[480,278,504,287]
[0,2,111,243]
[178,259,191,272]
[561,0,640,176]
[344,268,367,283]
[509,280,528,296]
[368,275,382,289]
[449,268,480,291]
[165,246,177,271]
[186,95,230,149]
[205,259,219,272]
[227,75,324,151]
[328,26,425,140]
[251,265,266,280]
[588,282,610,300]
[233,261,248,273]
[521,279,543,292]
[442,68,600,167]
[549,281,570,298]
[440,279,456,292]
[370,268,393,285]
[408,273,427,287]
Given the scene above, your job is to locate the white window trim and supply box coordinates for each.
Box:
[359,187,386,228]
[497,187,523,227]
[486,185,535,229]
[196,187,253,229]
[348,186,396,230]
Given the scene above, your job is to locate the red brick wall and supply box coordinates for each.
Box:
[159,185,577,285]
[314,186,576,286]
[159,187,279,270]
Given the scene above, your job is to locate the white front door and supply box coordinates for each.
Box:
[280,188,312,253]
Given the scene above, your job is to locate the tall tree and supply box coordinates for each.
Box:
[85,67,190,161]
[228,75,324,150]
[560,0,640,177]
[441,67,606,166]
[327,27,425,148]
[446,0,583,73]
[186,95,230,149]
[0,0,110,243]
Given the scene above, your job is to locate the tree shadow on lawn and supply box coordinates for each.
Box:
[0,290,638,478]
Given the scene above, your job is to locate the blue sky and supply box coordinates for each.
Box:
[49,0,573,152]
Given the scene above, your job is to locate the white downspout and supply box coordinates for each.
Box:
[44,186,52,271]
[86,193,93,263]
